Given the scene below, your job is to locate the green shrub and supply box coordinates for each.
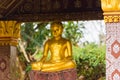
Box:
[73,43,106,80]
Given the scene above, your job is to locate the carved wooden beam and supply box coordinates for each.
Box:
[0,0,23,18]
[0,0,103,21]
[6,11,103,22]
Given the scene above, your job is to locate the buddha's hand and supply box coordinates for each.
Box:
[31,61,43,70]
[38,61,43,70]
[67,56,73,60]
[64,56,72,61]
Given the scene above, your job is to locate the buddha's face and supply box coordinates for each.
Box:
[51,24,63,37]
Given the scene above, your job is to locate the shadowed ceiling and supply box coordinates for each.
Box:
[0,0,103,21]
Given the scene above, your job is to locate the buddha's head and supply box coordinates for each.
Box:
[50,22,63,37]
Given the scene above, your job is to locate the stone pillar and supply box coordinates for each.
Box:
[101,0,120,80]
[0,21,21,80]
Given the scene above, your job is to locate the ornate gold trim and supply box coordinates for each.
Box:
[103,11,120,23]
[103,12,120,15]
[101,0,120,23]
[0,21,21,46]
[101,0,120,12]
[0,37,18,46]
[104,15,120,23]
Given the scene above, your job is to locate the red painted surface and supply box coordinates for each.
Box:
[0,46,10,80]
[29,68,77,80]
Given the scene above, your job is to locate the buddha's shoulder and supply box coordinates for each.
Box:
[61,38,71,44]
[45,38,55,44]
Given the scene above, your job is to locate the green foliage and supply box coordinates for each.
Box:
[25,64,32,73]
[34,51,43,60]
[63,21,84,45]
[21,22,50,54]
[73,43,106,80]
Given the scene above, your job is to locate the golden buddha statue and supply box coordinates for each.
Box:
[31,22,76,72]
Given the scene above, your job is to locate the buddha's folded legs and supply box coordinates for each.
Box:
[41,60,76,72]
